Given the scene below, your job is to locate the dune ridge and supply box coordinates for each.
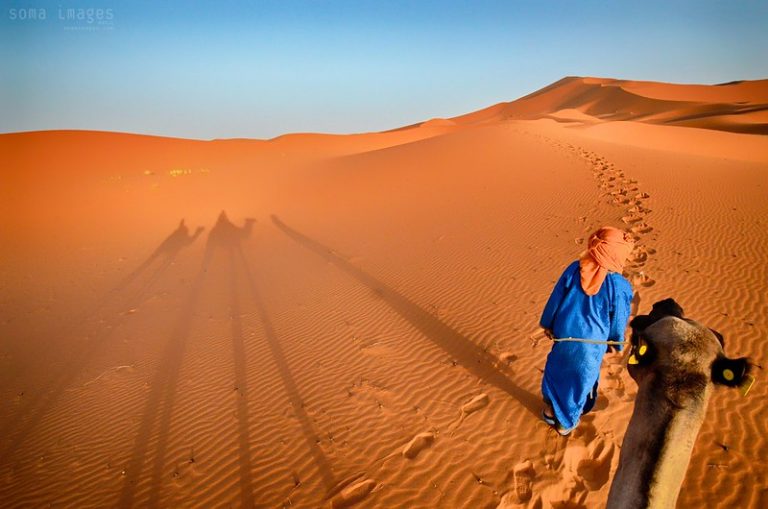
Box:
[442,76,768,135]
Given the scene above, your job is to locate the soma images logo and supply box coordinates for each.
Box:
[8,7,47,20]
[8,6,115,29]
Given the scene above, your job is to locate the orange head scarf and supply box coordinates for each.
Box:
[579,226,634,296]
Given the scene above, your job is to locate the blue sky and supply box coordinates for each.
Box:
[2,0,767,139]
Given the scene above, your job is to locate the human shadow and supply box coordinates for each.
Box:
[0,219,204,468]
[271,215,541,419]
[119,211,255,508]
[233,244,338,495]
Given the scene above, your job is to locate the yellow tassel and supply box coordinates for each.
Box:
[740,375,756,397]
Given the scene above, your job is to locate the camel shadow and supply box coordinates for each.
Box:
[226,248,256,509]
[0,219,204,469]
[200,213,341,502]
[270,215,541,419]
[233,243,339,496]
[119,211,255,508]
[120,212,338,507]
[113,219,204,296]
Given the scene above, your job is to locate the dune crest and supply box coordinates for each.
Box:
[445,76,768,135]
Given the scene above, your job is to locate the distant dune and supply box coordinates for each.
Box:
[1,77,767,508]
[441,76,768,135]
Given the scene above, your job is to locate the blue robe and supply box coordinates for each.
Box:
[540,260,633,429]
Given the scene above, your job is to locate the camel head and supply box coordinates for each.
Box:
[607,298,753,509]
[626,298,751,407]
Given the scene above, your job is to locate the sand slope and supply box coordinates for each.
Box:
[444,77,768,135]
[1,77,767,508]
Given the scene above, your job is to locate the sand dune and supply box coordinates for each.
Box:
[1,77,767,508]
[443,76,768,134]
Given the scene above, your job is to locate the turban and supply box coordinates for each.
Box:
[579,227,634,296]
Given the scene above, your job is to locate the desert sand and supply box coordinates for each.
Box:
[1,77,767,508]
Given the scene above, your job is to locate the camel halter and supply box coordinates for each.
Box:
[553,337,626,346]
[550,336,756,397]
[529,330,626,348]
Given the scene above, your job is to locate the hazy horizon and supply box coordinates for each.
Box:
[2,0,767,140]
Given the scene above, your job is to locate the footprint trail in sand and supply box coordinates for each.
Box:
[528,131,659,295]
[448,393,490,434]
[329,478,379,509]
[490,130,660,508]
[568,144,658,291]
[496,421,617,508]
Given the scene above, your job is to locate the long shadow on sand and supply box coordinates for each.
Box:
[271,215,541,419]
[226,247,257,509]
[0,219,203,468]
[233,243,338,496]
[120,212,339,507]
[118,212,256,508]
[117,232,212,508]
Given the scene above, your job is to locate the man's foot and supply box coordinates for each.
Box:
[542,403,577,436]
[556,421,579,436]
[582,382,599,415]
[541,409,556,426]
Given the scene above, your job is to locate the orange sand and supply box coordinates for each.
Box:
[1,77,767,508]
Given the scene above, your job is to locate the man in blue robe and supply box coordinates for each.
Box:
[540,227,634,435]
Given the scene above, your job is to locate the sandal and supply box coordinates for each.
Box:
[541,409,556,426]
[556,421,579,436]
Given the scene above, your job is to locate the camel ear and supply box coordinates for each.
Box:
[630,314,653,331]
[709,328,725,347]
[630,298,685,334]
[648,298,684,320]
[711,357,750,387]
